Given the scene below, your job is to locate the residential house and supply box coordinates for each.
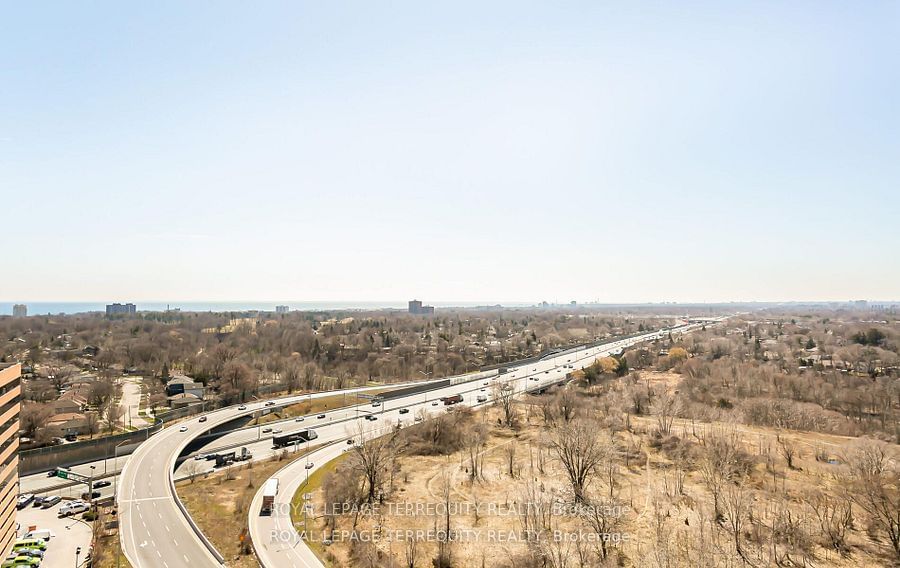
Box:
[46,412,91,437]
[165,375,205,399]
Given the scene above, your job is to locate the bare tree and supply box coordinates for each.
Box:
[464,422,488,482]
[777,434,797,470]
[85,411,100,439]
[699,428,742,521]
[505,442,518,478]
[348,421,396,503]
[550,419,607,503]
[553,387,580,424]
[844,441,900,560]
[652,387,678,437]
[810,492,853,555]
[722,484,750,561]
[104,402,124,433]
[493,383,517,428]
[404,536,419,568]
[183,458,204,483]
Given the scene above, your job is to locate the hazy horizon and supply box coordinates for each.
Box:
[3,2,898,302]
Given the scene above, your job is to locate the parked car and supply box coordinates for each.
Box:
[21,529,53,542]
[41,496,62,509]
[10,548,43,559]
[65,433,77,442]
[30,496,44,508]
[16,495,33,510]
[81,491,101,500]
[58,501,89,517]
[2,555,40,567]
[12,539,46,552]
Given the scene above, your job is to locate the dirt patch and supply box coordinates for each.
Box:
[178,451,315,567]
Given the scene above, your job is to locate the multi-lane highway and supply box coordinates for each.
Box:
[117,382,447,567]
[118,324,707,568]
[247,326,706,568]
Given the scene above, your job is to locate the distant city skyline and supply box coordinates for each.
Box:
[3,2,898,302]
[1,298,897,317]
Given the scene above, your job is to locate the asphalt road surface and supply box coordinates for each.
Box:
[119,324,706,568]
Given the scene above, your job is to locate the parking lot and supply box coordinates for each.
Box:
[15,500,92,568]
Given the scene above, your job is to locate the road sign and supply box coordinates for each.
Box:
[56,470,68,480]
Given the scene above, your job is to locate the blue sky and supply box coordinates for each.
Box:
[2,1,898,303]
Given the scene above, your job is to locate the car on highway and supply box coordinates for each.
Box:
[265,401,275,407]
[346,439,354,445]
[414,416,423,422]
[262,427,272,433]
[238,405,247,410]
[194,454,207,461]
[199,416,207,422]
[431,401,438,406]
[371,401,381,407]
[317,414,326,419]
[295,417,305,422]
[399,408,409,414]
[179,426,188,432]
[304,462,314,470]
[272,428,282,434]
[483,382,488,386]
[94,480,111,488]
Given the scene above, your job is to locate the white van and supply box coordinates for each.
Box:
[22,528,54,541]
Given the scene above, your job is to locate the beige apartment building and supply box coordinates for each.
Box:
[0,363,21,557]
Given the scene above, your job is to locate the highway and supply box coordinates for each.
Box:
[117,381,449,568]
[247,326,705,568]
[118,324,706,568]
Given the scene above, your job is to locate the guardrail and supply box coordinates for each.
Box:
[169,456,226,565]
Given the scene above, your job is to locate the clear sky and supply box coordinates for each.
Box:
[2,1,898,304]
